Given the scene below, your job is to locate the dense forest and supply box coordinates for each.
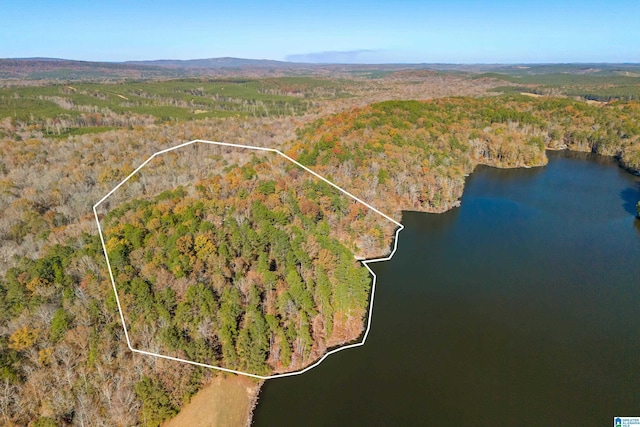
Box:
[289,96,640,216]
[1,68,639,425]
[99,146,393,376]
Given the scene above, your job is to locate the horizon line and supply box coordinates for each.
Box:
[2,56,640,67]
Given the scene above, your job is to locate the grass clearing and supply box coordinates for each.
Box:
[162,375,262,427]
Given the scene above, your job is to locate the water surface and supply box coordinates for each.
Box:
[253,151,640,426]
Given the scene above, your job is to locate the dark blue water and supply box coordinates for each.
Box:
[253,151,640,426]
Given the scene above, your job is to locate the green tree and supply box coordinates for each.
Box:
[333,250,371,314]
[286,270,316,316]
[175,283,217,329]
[134,376,178,427]
[315,268,334,337]
[278,329,292,368]
[129,278,155,320]
[257,180,276,195]
[298,311,313,361]
[247,309,269,374]
[50,308,69,343]
[217,287,243,367]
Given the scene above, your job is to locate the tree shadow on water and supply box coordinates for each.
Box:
[620,182,640,216]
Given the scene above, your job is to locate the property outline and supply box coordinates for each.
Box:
[93,139,404,380]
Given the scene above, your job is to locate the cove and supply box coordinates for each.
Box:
[252,151,640,426]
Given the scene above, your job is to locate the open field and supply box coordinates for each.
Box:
[163,375,261,427]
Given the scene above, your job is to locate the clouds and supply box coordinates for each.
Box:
[285,50,384,64]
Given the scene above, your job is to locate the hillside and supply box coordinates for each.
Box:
[288,96,640,217]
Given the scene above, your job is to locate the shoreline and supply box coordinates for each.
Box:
[245,380,264,427]
[201,146,640,427]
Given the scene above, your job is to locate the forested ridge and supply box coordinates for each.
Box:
[1,81,640,425]
[290,96,640,216]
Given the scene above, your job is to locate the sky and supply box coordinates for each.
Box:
[1,0,639,63]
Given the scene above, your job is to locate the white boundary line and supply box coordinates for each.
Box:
[93,139,404,380]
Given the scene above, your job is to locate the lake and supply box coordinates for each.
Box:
[253,151,640,426]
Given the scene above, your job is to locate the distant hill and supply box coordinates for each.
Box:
[124,57,292,69]
[478,63,640,77]
[0,58,185,80]
[0,57,432,81]
[1,57,639,82]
